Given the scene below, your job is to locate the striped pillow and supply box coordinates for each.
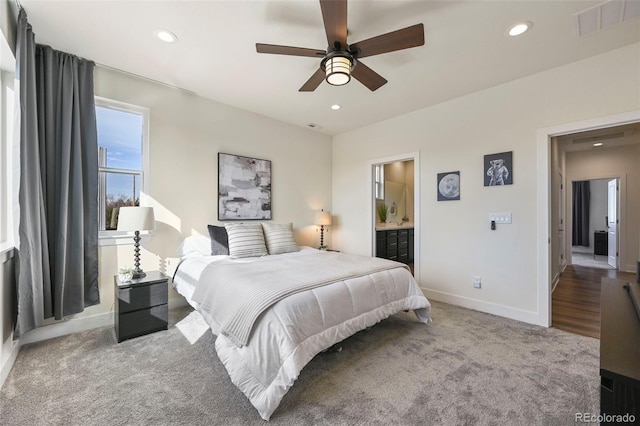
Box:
[224,223,268,259]
[262,222,300,255]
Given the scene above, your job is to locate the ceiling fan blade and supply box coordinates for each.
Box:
[351,61,387,91]
[351,23,425,59]
[256,43,326,58]
[320,0,347,48]
[299,68,326,92]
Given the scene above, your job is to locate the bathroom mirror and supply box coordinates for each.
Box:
[384,180,406,222]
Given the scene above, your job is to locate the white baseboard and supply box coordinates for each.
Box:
[20,311,115,346]
[422,287,546,327]
[0,340,21,389]
[551,273,560,293]
[621,263,637,274]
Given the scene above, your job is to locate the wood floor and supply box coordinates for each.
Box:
[552,265,635,339]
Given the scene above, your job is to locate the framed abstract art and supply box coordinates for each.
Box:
[218,153,272,220]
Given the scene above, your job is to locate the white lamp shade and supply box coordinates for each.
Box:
[314,210,332,226]
[117,207,156,232]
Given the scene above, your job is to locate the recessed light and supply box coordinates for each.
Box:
[593,142,604,147]
[507,21,533,37]
[331,104,341,110]
[153,29,178,43]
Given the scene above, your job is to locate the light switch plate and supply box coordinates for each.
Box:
[489,213,512,224]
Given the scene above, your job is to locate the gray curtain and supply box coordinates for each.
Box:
[14,10,99,338]
[572,181,590,247]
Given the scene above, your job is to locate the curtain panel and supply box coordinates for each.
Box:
[15,10,99,338]
[572,181,590,247]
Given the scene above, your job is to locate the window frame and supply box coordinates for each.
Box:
[374,164,385,201]
[0,68,15,255]
[95,96,150,245]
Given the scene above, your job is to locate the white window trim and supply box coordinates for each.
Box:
[1,66,16,253]
[375,164,385,200]
[95,97,150,246]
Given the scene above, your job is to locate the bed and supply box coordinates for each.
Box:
[173,227,431,420]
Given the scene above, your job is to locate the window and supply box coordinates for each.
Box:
[374,164,385,200]
[0,69,15,252]
[95,97,148,235]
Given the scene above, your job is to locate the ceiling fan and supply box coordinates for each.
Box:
[256,0,425,92]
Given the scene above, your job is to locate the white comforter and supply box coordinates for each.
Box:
[173,247,431,420]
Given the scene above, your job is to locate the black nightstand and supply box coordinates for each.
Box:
[594,231,608,258]
[114,271,168,343]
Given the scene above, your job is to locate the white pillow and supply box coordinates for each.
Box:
[262,222,300,255]
[178,235,213,258]
[225,222,268,258]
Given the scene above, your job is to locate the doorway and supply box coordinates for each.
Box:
[369,152,420,282]
[570,178,617,270]
[545,114,640,336]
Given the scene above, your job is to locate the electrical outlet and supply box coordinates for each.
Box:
[473,276,481,289]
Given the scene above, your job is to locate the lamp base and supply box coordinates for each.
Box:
[132,231,146,279]
[132,271,146,279]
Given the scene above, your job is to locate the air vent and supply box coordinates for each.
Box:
[572,132,626,144]
[575,0,640,37]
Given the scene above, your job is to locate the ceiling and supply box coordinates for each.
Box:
[559,122,640,152]
[17,0,640,136]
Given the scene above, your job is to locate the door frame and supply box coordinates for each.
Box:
[537,110,640,327]
[607,178,619,269]
[368,151,420,285]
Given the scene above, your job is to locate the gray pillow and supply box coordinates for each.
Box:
[207,225,229,256]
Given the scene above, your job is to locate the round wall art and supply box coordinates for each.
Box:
[437,171,460,201]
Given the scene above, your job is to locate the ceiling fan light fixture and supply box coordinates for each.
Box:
[325,56,352,86]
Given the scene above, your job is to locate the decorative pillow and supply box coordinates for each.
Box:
[207,224,229,256]
[224,222,268,258]
[262,222,300,255]
[178,235,212,258]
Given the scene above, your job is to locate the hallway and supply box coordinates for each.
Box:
[552,265,635,339]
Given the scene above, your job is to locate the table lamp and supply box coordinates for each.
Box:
[314,209,332,250]
[117,206,156,278]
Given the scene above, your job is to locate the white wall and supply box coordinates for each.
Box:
[332,43,640,326]
[21,66,333,336]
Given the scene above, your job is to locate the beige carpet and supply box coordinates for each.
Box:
[0,301,600,425]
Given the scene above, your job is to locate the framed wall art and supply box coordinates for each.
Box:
[218,153,272,220]
[484,151,513,186]
[437,171,460,201]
